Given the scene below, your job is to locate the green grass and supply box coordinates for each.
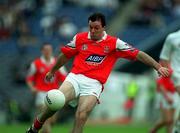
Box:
[0,123,166,133]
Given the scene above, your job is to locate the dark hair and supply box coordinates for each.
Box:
[41,42,52,50]
[88,12,106,27]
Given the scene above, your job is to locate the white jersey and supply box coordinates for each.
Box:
[160,30,180,76]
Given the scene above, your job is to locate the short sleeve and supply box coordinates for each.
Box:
[115,38,139,60]
[26,62,36,82]
[115,49,139,60]
[116,38,134,50]
[66,35,76,48]
[61,35,78,58]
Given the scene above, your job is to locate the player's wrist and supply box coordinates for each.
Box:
[156,64,162,72]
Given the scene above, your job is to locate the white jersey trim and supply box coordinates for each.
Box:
[116,38,134,51]
[67,35,77,48]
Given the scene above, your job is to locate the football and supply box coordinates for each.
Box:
[44,89,65,111]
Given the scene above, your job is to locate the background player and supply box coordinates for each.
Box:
[150,68,178,133]
[26,12,170,133]
[26,43,67,133]
[159,30,180,133]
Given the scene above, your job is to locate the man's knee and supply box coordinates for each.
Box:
[75,110,89,122]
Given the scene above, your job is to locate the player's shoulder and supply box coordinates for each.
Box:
[75,32,88,38]
[74,32,89,44]
[105,34,118,43]
[33,58,41,64]
[107,34,118,39]
[167,30,180,40]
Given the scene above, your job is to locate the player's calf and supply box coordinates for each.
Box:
[26,118,43,133]
[26,90,66,133]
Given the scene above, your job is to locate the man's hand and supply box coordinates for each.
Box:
[157,67,170,77]
[30,87,39,95]
[45,72,54,82]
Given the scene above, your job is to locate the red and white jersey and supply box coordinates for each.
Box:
[26,56,67,92]
[61,31,139,84]
[156,76,175,93]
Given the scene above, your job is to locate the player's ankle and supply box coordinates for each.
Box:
[32,117,44,131]
[31,126,39,132]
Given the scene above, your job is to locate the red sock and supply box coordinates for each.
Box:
[33,117,43,130]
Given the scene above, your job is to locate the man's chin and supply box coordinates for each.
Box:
[91,36,99,41]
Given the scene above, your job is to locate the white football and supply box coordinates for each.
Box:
[44,89,65,111]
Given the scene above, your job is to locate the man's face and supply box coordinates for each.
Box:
[89,20,105,41]
[42,44,53,58]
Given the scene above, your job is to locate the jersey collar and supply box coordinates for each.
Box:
[88,31,107,42]
[40,56,55,65]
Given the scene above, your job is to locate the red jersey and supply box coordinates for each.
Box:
[61,32,139,84]
[156,76,175,93]
[26,57,67,91]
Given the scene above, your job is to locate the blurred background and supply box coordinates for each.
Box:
[0,0,180,132]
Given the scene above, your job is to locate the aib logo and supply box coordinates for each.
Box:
[86,54,105,64]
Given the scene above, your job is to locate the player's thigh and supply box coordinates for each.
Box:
[58,81,76,103]
[162,108,175,122]
[77,95,97,114]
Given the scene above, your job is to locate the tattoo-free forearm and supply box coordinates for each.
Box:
[50,53,69,74]
[136,51,161,70]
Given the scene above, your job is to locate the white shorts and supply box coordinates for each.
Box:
[172,73,180,87]
[156,92,179,109]
[64,73,103,99]
[35,92,47,106]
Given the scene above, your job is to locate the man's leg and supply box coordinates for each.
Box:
[172,105,180,133]
[26,81,76,133]
[41,112,59,133]
[164,108,175,133]
[71,95,97,133]
[150,107,166,133]
[36,105,52,133]
[35,92,57,133]
[172,86,180,133]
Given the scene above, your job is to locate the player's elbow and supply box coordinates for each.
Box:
[136,51,145,61]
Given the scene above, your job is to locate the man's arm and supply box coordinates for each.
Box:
[26,62,38,94]
[51,53,69,74]
[136,51,169,77]
[46,53,69,81]
[159,34,172,66]
[26,81,38,94]
[136,51,161,70]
